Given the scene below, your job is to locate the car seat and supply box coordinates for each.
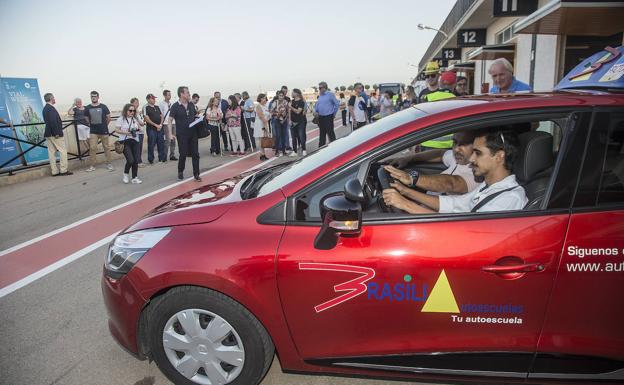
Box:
[514,131,554,210]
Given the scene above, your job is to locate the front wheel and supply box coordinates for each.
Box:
[147,286,274,385]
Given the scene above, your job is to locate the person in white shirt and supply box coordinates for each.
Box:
[386,131,479,195]
[158,89,178,161]
[383,129,527,213]
[114,104,142,184]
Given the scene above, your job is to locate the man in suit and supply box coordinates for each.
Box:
[42,93,72,176]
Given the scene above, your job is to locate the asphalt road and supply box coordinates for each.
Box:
[0,121,435,385]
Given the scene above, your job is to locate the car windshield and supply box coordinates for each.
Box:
[255,107,427,197]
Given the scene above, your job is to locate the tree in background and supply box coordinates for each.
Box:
[340,85,346,92]
[373,84,379,91]
[364,84,370,90]
[334,87,339,92]
[347,85,354,91]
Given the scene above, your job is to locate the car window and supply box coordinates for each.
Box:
[294,166,359,221]
[574,112,624,208]
[362,114,573,219]
[598,114,624,206]
[257,108,426,197]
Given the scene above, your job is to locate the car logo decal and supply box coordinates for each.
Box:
[421,269,459,313]
[298,263,375,313]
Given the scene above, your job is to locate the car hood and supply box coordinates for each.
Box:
[126,174,247,231]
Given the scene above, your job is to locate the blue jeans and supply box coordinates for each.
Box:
[292,121,307,152]
[272,118,289,152]
[147,128,165,162]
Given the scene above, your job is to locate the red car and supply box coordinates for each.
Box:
[102,52,624,385]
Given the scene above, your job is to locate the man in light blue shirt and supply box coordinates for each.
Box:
[313,81,340,146]
[488,58,532,94]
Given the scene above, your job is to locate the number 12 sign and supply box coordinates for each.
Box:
[457,29,486,47]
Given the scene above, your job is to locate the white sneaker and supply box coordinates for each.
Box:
[302,150,307,156]
[122,173,130,184]
[107,163,114,171]
[131,177,142,184]
[276,152,282,157]
[289,152,297,157]
[85,166,95,172]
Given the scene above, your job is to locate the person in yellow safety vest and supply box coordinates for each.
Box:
[420,71,457,149]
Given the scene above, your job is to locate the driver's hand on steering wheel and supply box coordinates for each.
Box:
[382,188,409,211]
[384,165,412,186]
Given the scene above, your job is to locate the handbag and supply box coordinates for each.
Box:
[114,140,125,154]
[312,116,319,125]
[260,128,274,149]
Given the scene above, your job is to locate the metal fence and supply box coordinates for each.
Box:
[0,118,120,176]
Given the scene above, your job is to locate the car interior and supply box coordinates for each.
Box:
[361,118,568,215]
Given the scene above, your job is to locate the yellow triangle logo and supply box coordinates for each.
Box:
[421,269,459,313]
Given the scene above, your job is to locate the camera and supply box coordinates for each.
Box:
[130,127,137,137]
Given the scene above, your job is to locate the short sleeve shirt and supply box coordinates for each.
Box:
[438,175,528,213]
[243,98,255,119]
[85,103,111,135]
[144,104,163,130]
[114,116,140,142]
[441,150,479,193]
[291,99,305,123]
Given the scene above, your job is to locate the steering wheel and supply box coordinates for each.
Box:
[376,167,399,213]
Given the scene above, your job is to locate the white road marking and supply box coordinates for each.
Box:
[0,233,117,298]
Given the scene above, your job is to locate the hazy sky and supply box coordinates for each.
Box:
[1,0,455,106]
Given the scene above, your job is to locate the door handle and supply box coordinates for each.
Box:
[482,262,543,274]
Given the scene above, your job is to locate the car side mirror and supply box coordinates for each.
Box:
[314,179,363,250]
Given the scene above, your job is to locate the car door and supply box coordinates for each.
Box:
[276,111,586,377]
[532,110,624,381]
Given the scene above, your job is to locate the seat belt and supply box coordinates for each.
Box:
[470,186,519,213]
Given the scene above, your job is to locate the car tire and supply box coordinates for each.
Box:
[146,286,274,385]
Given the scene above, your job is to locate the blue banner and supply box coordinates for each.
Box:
[0,86,23,169]
[1,78,49,165]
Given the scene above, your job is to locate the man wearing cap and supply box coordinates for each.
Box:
[420,71,457,149]
[421,71,456,103]
[144,93,165,164]
[418,62,441,103]
[489,58,532,94]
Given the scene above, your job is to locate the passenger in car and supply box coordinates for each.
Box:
[383,129,528,213]
[387,132,479,195]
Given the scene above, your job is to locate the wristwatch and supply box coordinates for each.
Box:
[408,170,420,188]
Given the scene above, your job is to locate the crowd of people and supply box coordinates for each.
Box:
[39,57,531,184]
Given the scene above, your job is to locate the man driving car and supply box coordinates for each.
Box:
[387,132,479,195]
[382,129,527,214]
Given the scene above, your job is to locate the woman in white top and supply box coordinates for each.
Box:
[114,103,142,184]
[130,97,146,167]
[380,90,395,118]
[253,93,270,161]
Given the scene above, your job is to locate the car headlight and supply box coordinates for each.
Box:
[105,228,171,278]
